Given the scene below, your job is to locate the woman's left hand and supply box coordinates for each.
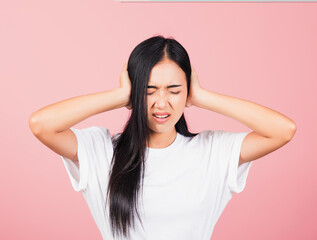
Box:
[186,64,204,107]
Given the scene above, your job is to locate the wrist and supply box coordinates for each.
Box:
[115,87,130,108]
[192,87,207,108]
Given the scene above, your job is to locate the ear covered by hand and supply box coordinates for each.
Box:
[119,62,132,110]
[186,64,203,108]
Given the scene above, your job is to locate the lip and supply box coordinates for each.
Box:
[153,112,171,116]
[152,114,171,123]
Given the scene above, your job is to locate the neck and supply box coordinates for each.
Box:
[148,128,177,149]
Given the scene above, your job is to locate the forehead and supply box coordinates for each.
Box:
[148,61,186,86]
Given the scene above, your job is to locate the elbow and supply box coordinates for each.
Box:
[29,112,42,135]
[284,122,297,142]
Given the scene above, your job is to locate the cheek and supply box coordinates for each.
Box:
[177,93,187,106]
[147,99,152,111]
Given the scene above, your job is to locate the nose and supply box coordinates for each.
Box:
[154,89,169,108]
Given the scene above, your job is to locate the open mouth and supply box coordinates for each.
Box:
[152,114,170,119]
[152,114,171,123]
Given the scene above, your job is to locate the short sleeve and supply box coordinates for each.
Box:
[212,130,252,194]
[60,126,112,192]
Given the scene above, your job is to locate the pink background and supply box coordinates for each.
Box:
[1,1,316,239]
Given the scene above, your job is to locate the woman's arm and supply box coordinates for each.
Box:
[29,87,129,134]
[194,89,296,140]
[187,65,296,165]
[29,62,131,134]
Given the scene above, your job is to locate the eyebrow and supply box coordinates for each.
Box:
[147,84,183,89]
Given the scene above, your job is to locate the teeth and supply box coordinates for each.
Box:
[154,114,169,118]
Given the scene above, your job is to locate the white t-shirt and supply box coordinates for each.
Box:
[60,126,252,240]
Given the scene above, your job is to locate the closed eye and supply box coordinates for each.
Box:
[147,91,181,95]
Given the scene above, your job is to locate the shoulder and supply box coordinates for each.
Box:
[182,129,245,146]
[178,130,216,148]
[188,129,217,141]
[73,126,113,145]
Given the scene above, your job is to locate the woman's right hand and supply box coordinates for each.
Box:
[120,62,132,110]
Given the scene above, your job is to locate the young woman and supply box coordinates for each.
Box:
[29,35,296,240]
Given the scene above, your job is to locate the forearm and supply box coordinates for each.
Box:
[196,88,296,139]
[29,88,128,134]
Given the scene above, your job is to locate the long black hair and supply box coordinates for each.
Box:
[106,35,198,239]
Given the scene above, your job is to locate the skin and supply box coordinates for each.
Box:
[121,58,202,149]
[146,58,189,148]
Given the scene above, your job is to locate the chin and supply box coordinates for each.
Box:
[150,125,174,133]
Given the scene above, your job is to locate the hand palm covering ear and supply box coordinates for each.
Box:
[120,62,132,110]
[186,64,203,108]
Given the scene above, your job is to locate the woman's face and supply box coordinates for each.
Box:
[147,59,188,135]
